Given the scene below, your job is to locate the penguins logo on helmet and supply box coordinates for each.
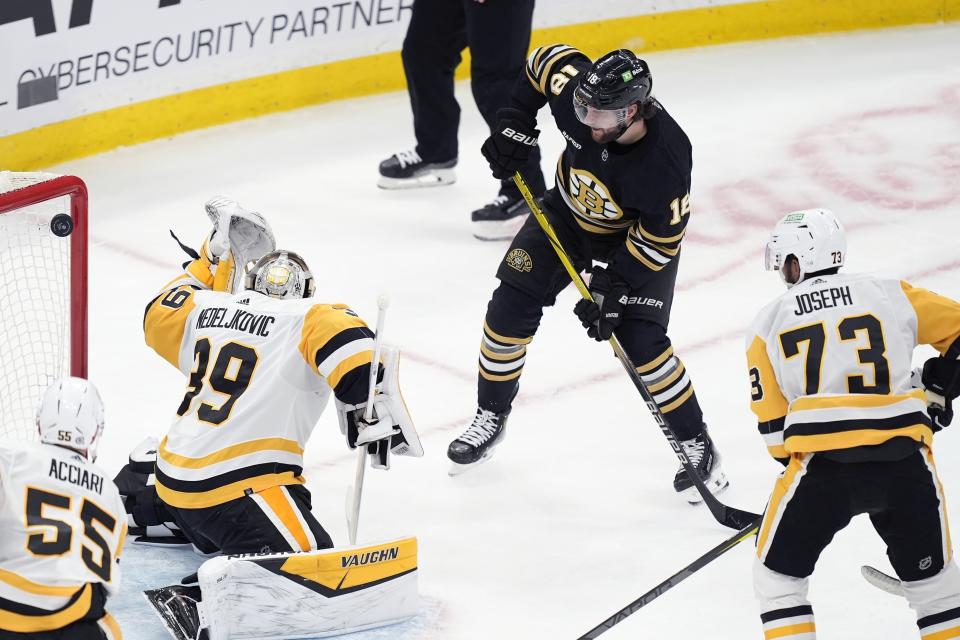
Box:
[245,250,316,300]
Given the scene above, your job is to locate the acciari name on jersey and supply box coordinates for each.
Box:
[49,458,104,494]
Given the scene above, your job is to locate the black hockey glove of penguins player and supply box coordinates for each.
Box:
[481,108,540,179]
[922,355,960,430]
[574,267,630,341]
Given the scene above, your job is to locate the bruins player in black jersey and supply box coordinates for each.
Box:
[446,45,729,502]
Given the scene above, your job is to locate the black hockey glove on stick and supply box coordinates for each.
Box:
[922,355,960,429]
[577,521,760,639]
[513,171,760,532]
[574,267,630,341]
[481,108,540,179]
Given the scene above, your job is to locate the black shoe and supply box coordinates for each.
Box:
[447,406,510,475]
[471,194,530,241]
[673,428,729,504]
[377,150,456,189]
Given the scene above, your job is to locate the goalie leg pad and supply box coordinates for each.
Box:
[198,537,419,640]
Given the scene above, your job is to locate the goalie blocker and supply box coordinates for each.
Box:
[146,537,419,640]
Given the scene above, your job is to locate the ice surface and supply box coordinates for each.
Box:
[47,23,960,639]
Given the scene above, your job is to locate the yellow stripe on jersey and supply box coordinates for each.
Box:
[637,222,686,245]
[764,622,816,639]
[298,303,370,372]
[746,335,789,423]
[186,250,216,289]
[158,436,304,470]
[786,424,933,453]
[757,456,806,558]
[99,612,123,640]
[926,448,954,562]
[923,626,960,640]
[790,390,926,412]
[525,45,583,95]
[767,443,789,459]
[0,583,92,633]
[901,281,960,354]
[0,569,81,597]
[625,239,666,271]
[327,349,375,389]
[156,471,305,510]
[259,485,311,552]
[144,285,197,368]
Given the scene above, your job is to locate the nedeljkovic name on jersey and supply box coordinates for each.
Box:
[196,306,276,337]
[794,286,853,316]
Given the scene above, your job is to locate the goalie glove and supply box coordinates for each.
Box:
[204,197,276,292]
[113,437,191,547]
[336,346,423,470]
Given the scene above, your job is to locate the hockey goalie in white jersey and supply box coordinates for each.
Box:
[747,209,960,639]
[0,378,126,640]
[138,199,422,639]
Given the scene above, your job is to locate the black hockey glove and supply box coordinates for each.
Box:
[921,356,960,430]
[573,267,630,341]
[481,108,540,179]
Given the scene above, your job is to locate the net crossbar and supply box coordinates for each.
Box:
[0,171,88,440]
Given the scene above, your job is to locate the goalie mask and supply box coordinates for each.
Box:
[37,377,105,462]
[245,250,316,300]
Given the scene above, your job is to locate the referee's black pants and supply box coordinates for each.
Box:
[401,0,545,198]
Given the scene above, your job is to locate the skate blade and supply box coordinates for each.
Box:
[447,448,498,477]
[377,169,456,190]
[681,470,730,505]
[471,213,529,241]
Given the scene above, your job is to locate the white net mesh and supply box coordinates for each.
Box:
[0,171,74,440]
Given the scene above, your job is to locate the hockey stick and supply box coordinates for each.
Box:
[861,565,906,597]
[513,172,759,531]
[577,520,759,639]
[346,294,389,545]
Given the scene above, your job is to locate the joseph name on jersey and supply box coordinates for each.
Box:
[0,440,126,634]
[746,273,960,460]
[144,258,377,510]
[520,44,693,280]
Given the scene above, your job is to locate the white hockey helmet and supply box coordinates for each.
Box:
[765,208,846,287]
[244,249,316,300]
[36,377,105,462]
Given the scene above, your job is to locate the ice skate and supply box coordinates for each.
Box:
[471,194,530,240]
[447,406,510,476]
[377,150,456,189]
[673,428,729,504]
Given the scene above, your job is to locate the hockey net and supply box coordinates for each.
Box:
[0,172,87,440]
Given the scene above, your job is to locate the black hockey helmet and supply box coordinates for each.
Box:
[573,50,652,127]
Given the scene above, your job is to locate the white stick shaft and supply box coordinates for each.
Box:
[348,296,389,545]
[363,301,388,422]
[348,447,366,545]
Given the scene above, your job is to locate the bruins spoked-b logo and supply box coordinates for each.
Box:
[505,249,533,273]
[568,169,623,221]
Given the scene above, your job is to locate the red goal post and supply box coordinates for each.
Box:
[0,172,88,440]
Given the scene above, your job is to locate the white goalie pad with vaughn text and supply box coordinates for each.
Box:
[198,537,419,639]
